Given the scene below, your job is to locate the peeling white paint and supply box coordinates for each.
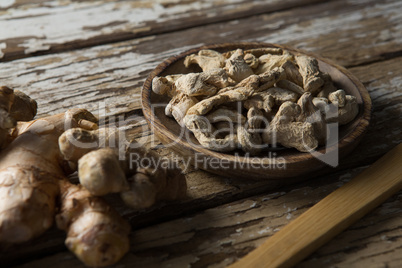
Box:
[257,226,271,235]
[20,38,51,54]
[0,1,214,55]
[0,42,6,58]
[255,12,364,47]
[261,20,285,30]
[0,0,15,8]
[261,191,286,201]
[0,42,201,118]
[368,76,402,102]
[219,31,234,37]
[380,235,392,243]
[254,1,402,50]
[249,201,257,208]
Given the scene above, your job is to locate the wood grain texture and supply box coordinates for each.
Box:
[0,50,399,171]
[1,0,401,64]
[1,0,401,116]
[0,0,401,266]
[136,0,402,68]
[0,56,400,266]
[229,144,402,268]
[13,164,402,268]
[0,0,324,61]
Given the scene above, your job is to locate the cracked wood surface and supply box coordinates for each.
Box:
[0,0,324,61]
[3,55,400,268]
[1,0,400,116]
[16,167,402,268]
[0,0,401,267]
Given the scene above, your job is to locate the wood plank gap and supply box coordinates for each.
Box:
[0,0,332,63]
[345,49,402,68]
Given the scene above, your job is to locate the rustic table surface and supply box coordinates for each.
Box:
[0,0,401,267]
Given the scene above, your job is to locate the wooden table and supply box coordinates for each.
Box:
[1,0,401,267]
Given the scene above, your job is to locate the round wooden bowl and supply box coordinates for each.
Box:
[141,43,371,180]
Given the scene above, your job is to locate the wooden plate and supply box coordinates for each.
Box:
[141,43,371,180]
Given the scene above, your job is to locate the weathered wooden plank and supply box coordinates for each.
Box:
[0,0,401,250]
[0,0,325,61]
[2,48,400,227]
[1,0,401,64]
[137,0,401,67]
[0,47,400,165]
[14,166,402,268]
[298,193,402,267]
[0,0,400,265]
[1,56,401,266]
[0,1,400,118]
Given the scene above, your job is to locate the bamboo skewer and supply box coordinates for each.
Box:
[229,143,402,268]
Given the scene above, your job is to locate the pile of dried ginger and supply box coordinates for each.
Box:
[153,48,359,154]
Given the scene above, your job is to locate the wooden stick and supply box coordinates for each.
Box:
[229,143,402,268]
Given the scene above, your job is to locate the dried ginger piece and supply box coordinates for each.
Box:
[297,93,327,145]
[317,72,337,98]
[186,68,284,116]
[295,55,324,95]
[225,49,254,82]
[276,79,304,95]
[282,60,304,87]
[327,89,359,125]
[237,107,264,155]
[165,92,198,126]
[262,101,318,152]
[244,53,259,69]
[175,68,230,96]
[255,52,293,75]
[184,49,226,71]
[184,114,238,152]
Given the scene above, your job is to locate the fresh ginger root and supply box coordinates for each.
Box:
[59,127,187,209]
[56,180,130,266]
[0,87,187,267]
[0,86,37,148]
[0,102,130,266]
